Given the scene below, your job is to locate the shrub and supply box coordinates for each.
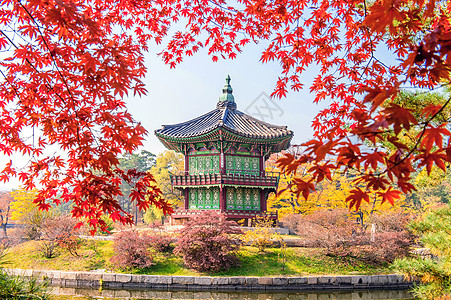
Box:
[281,213,302,233]
[242,216,281,252]
[37,215,80,258]
[295,209,361,255]
[294,209,414,264]
[174,211,243,272]
[110,230,154,269]
[357,231,413,264]
[150,234,174,253]
[361,212,414,264]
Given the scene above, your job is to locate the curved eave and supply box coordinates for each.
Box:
[155,127,293,154]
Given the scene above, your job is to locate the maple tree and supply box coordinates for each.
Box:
[1,0,450,226]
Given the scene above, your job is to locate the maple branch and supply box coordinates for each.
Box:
[16,0,78,106]
[385,95,451,172]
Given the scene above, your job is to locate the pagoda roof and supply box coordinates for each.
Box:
[155,76,293,151]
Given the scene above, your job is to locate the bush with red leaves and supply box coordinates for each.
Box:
[37,215,80,258]
[150,234,174,253]
[110,230,154,269]
[174,211,243,272]
[290,209,414,264]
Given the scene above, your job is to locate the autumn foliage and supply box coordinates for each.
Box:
[0,0,450,222]
[174,211,243,272]
[291,209,414,264]
[110,230,154,269]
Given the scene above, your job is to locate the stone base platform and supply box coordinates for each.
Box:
[4,268,416,292]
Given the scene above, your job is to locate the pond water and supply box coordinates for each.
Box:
[51,287,416,299]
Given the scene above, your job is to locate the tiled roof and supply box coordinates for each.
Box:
[155,76,293,142]
[155,103,292,140]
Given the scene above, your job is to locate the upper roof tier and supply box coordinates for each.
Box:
[155,76,293,153]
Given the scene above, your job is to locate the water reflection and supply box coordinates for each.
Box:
[52,287,415,299]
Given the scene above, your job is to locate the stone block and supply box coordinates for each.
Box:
[60,271,77,280]
[307,277,318,284]
[371,275,388,285]
[102,273,116,282]
[212,277,229,285]
[273,277,289,285]
[335,276,352,285]
[288,277,307,285]
[155,276,172,284]
[387,274,400,284]
[173,276,194,285]
[257,277,273,285]
[131,274,145,283]
[246,277,259,285]
[317,276,333,284]
[116,274,132,283]
[195,277,212,285]
[51,278,63,286]
[47,271,62,279]
[77,272,102,281]
[143,275,159,284]
[229,277,245,285]
[351,275,370,285]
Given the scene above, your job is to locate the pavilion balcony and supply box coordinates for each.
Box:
[170,171,279,189]
[171,208,278,220]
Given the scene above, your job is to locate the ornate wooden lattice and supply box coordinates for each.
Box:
[189,187,220,209]
[225,155,260,175]
[188,155,220,174]
[226,187,260,211]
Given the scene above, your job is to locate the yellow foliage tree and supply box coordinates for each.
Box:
[144,150,184,222]
[10,188,40,222]
[267,153,415,224]
[10,188,54,239]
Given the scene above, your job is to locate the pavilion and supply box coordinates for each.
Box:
[155,76,293,225]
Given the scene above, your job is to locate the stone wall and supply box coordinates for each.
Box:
[4,268,415,292]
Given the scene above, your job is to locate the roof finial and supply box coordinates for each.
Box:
[219,75,235,103]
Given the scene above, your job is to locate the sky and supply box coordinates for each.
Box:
[127,43,325,155]
[0,41,327,191]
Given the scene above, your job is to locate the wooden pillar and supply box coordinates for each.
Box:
[260,189,267,212]
[184,188,189,210]
[185,155,189,174]
[219,185,225,212]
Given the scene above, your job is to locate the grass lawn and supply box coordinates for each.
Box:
[3,239,391,276]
